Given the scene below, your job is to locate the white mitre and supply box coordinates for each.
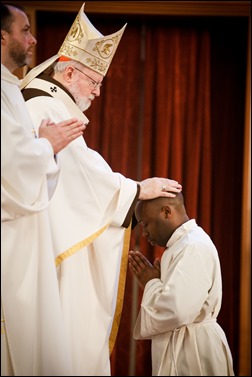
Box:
[20,2,126,89]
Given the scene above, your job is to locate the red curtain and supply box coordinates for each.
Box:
[36,12,247,376]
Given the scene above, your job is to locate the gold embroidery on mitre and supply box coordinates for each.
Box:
[68,15,84,43]
[86,57,107,74]
[20,3,126,88]
[57,3,126,76]
[58,13,84,59]
[95,36,119,58]
[84,35,122,73]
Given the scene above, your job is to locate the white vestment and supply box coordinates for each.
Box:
[1,65,72,375]
[133,219,234,376]
[22,75,139,376]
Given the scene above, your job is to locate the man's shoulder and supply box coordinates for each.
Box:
[22,87,53,101]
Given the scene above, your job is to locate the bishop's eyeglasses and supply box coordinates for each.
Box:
[74,67,102,90]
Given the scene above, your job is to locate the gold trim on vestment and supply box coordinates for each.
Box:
[109,223,131,354]
[55,222,110,266]
[1,317,5,334]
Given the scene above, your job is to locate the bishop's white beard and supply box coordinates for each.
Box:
[68,79,92,112]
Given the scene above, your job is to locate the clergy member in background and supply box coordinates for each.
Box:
[1,2,85,375]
